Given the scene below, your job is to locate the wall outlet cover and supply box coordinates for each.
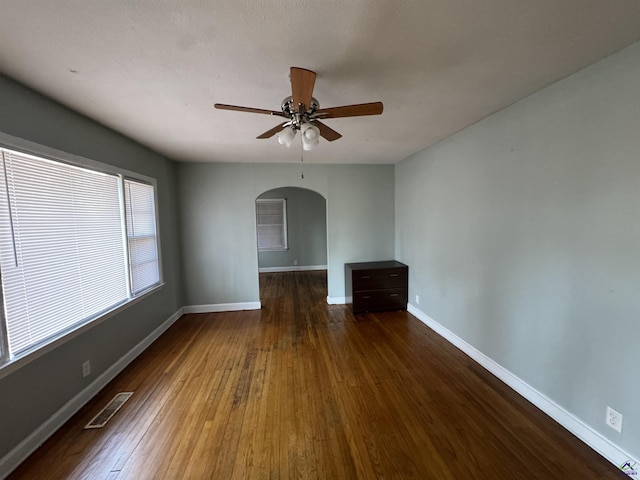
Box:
[606,406,623,433]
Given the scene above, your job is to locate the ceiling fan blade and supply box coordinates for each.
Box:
[257,122,289,139]
[314,121,342,142]
[214,103,286,117]
[314,101,383,119]
[290,67,316,112]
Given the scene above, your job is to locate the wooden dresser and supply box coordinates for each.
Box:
[345,261,408,314]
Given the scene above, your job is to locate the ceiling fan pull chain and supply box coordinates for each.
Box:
[300,138,304,179]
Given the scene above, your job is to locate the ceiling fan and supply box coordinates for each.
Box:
[214,67,383,150]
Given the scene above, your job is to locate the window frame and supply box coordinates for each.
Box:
[123,177,162,295]
[0,132,163,378]
[256,198,288,252]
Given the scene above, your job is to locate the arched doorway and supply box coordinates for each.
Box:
[255,186,328,304]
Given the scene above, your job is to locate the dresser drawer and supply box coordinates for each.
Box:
[353,288,407,313]
[351,267,407,290]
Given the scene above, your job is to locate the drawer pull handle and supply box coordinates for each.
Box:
[389,274,399,277]
[389,294,399,297]
[361,275,371,279]
[362,295,371,299]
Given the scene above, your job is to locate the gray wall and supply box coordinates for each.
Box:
[395,42,640,458]
[257,187,327,269]
[0,74,183,463]
[177,162,395,304]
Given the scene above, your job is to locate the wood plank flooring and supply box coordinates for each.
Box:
[9,271,626,479]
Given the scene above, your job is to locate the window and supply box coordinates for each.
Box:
[124,179,160,294]
[0,146,161,362]
[256,198,287,251]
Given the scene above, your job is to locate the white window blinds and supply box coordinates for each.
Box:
[256,199,287,251]
[124,179,160,294]
[0,149,128,356]
[0,146,161,360]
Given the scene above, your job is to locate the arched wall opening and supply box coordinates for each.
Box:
[255,186,327,271]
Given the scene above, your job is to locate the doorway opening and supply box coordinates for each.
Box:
[255,186,327,307]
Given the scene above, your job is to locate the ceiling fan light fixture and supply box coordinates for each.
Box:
[302,140,317,151]
[302,123,320,142]
[276,126,296,148]
[301,123,320,150]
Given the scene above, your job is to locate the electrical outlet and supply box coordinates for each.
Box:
[82,360,91,378]
[293,260,298,266]
[415,294,420,305]
[606,406,623,433]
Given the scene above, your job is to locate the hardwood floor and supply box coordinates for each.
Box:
[9,271,625,479]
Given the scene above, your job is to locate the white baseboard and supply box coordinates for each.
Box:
[183,302,261,314]
[327,296,346,305]
[407,304,639,473]
[0,307,184,480]
[258,265,327,273]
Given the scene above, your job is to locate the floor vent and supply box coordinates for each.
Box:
[84,392,133,429]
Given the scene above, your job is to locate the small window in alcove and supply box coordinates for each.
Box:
[256,198,288,251]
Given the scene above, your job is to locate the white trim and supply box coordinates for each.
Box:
[258,265,327,273]
[183,302,261,314]
[407,304,639,472]
[327,296,346,305]
[0,307,184,480]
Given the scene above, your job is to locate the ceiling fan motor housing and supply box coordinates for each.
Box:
[280,96,320,130]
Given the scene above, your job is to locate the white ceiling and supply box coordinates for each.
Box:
[1,1,640,164]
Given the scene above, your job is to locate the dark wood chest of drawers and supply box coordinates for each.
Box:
[345,261,408,314]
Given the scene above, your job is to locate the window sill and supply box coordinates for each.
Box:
[0,283,165,381]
